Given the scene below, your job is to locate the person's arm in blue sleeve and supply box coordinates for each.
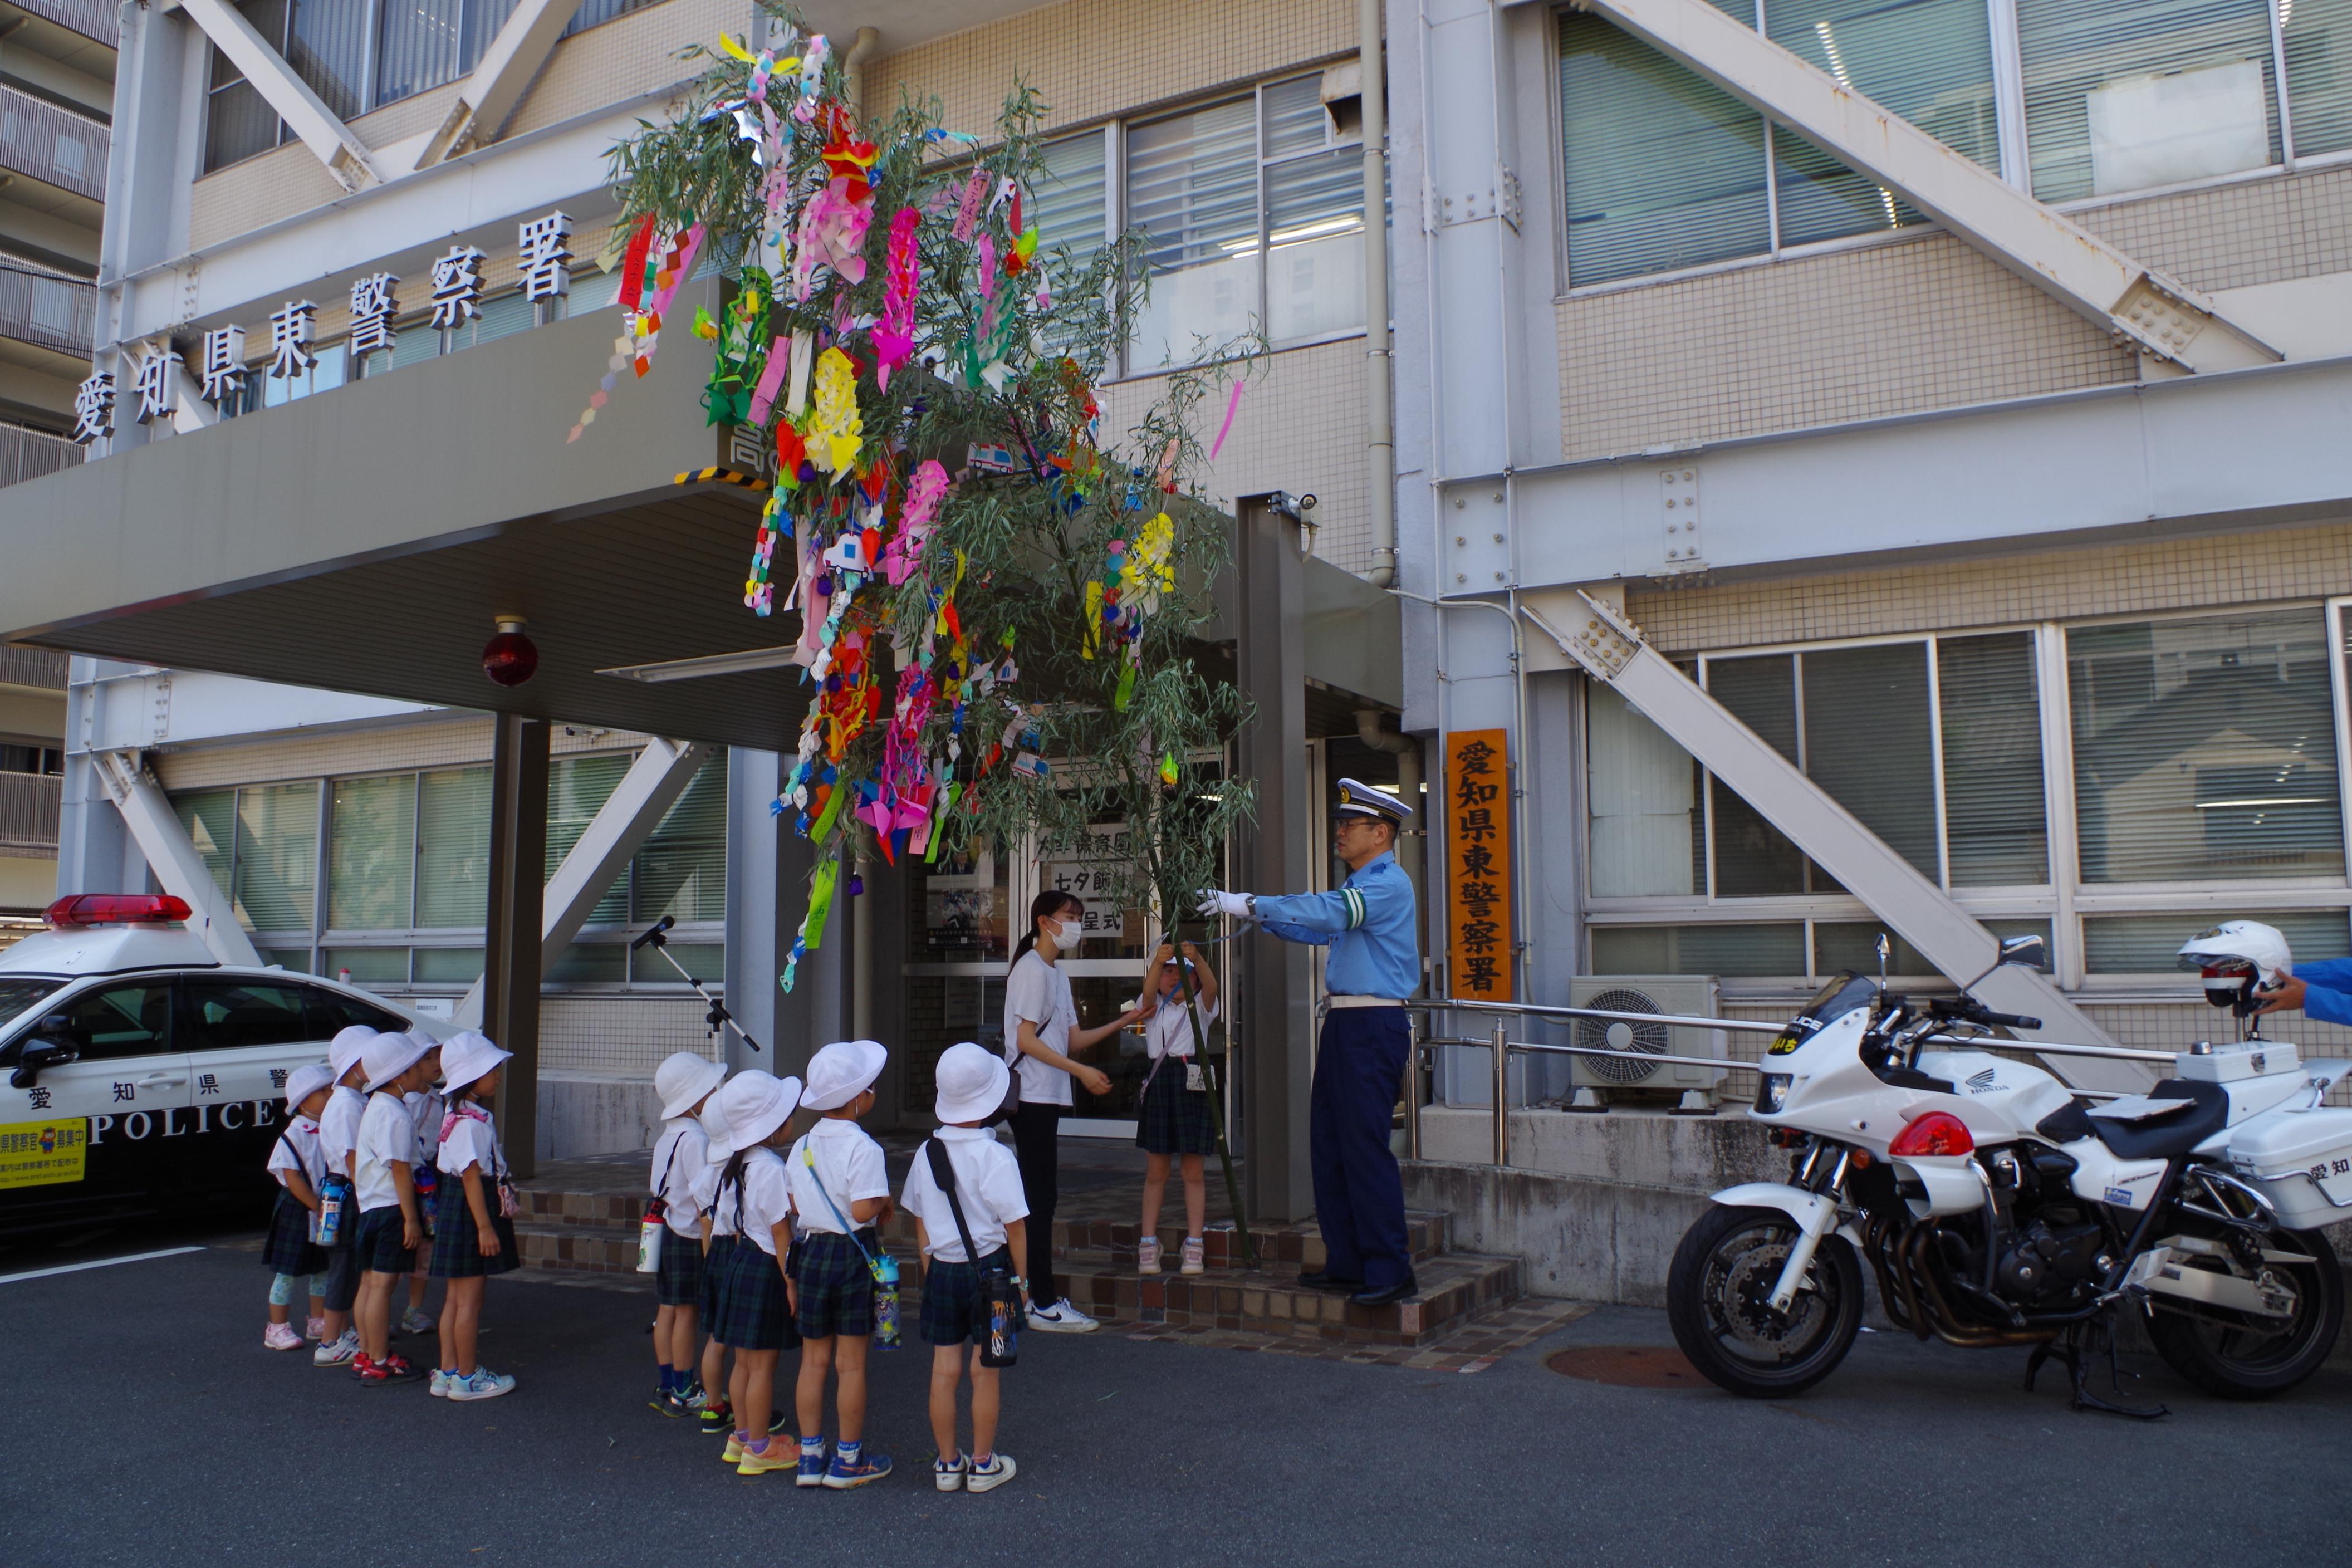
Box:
[1259,918,1332,947]
[2281,959,2352,1027]
[1251,886,1356,946]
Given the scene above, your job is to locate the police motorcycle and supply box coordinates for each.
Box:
[1666,926,2351,1415]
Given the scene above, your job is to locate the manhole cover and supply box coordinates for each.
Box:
[1545,1346,1703,1388]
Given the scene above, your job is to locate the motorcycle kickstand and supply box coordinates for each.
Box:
[2026,1323,2167,1420]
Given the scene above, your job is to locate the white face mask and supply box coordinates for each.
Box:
[1051,916,1085,953]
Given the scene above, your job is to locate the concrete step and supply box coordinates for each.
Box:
[1054,1250,1522,1347]
[513,1218,642,1275]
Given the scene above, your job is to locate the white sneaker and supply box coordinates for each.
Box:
[399,1308,434,1336]
[1137,1237,1162,1276]
[934,1453,968,1492]
[1027,1298,1099,1334]
[312,1329,359,1367]
[446,1366,516,1402]
[1180,1236,1206,1275]
[429,1368,453,1398]
[967,1453,1018,1493]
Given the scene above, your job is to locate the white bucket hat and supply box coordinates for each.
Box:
[801,1039,888,1111]
[438,1030,511,1097]
[656,1050,728,1121]
[710,1069,803,1160]
[329,1025,378,1080]
[698,1096,729,1148]
[283,1061,337,1114]
[934,1041,1010,1125]
[362,1029,435,1094]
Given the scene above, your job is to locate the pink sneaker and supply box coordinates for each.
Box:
[1137,1236,1162,1275]
[264,1322,302,1351]
[304,1316,326,1342]
[1180,1236,1206,1275]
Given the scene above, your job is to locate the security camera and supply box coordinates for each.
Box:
[1300,493,1317,513]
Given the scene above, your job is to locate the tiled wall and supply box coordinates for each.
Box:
[2080,164,2352,295]
[1625,517,2352,655]
[542,994,718,1075]
[1097,337,1374,576]
[865,0,1355,138]
[1555,232,2138,464]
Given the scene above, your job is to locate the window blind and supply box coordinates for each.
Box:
[1939,633,2049,886]
[1127,96,1258,365]
[1768,0,1999,169]
[1034,132,1109,262]
[2017,0,2280,202]
[1707,655,1807,895]
[329,773,415,930]
[1591,922,1806,977]
[288,0,369,121]
[234,782,319,933]
[634,756,728,923]
[1587,684,1699,897]
[2069,610,2343,884]
[549,753,632,925]
[1804,644,1938,878]
[2086,909,2351,973]
[416,765,490,928]
[174,790,237,900]
[2285,0,2352,159]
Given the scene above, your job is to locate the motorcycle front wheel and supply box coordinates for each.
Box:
[2144,1223,2344,1400]
[1668,1204,1863,1399]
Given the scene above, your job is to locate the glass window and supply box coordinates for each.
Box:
[1940,634,2050,885]
[179,979,318,1051]
[1804,643,1937,877]
[417,766,491,928]
[376,0,517,108]
[563,0,661,36]
[2284,0,2352,159]
[413,947,484,983]
[234,782,320,933]
[548,754,632,925]
[329,774,415,930]
[1586,684,1700,897]
[288,0,370,121]
[261,948,316,973]
[2069,610,2343,884]
[2086,909,2351,972]
[1262,76,1364,344]
[1035,131,1110,263]
[1128,96,1260,365]
[1707,654,1811,895]
[324,947,409,985]
[633,755,727,923]
[548,943,627,983]
[307,987,405,1033]
[1590,922,1807,976]
[634,942,722,983]
[174,790,237,901]
[2017,0,2280,202]
[50,983,175,1061]
[261,344,346,407]
[1814,918,2052,980]
[204,0,290,173]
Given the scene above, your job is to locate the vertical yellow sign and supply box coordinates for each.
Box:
[1445,728,1513,1001]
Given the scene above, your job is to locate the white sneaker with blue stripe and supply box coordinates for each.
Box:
[446,1366,516,1402]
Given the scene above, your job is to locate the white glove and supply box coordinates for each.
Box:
[1195,889,1256,921]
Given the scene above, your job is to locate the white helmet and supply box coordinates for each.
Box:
[2175,919,2293,1010]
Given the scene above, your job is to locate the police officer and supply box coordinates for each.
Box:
[1197,778,1420,1307]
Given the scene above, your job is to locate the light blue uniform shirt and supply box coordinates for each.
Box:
[1255,851,1420,1000]
[2287,957,2352,1028]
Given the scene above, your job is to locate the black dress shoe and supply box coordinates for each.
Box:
[1296,1271,1364,1292]
[1349,1277,1417,1308]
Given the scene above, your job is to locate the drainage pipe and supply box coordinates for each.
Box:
[1361,0,1397,587]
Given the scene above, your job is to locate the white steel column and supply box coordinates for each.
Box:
[1581,0,2281,371]
[1531,595,2152,1091]
[413,0,593,169]
[90,748,266,968]
[453,737,709,1026]
[175,0,383,193]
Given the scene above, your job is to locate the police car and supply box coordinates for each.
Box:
[0,894,452,1233]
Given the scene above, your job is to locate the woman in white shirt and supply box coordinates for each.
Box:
[1002,889,1145,1332]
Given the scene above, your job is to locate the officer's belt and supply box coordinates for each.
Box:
[1325,994,1406,1010]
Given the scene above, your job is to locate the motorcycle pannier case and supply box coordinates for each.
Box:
[2228,1108,2352,1229]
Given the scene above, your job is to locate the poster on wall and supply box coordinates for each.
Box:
[1445,729,1514,1002]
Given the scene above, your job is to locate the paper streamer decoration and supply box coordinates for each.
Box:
[1208,379,1244,460]
[747,334,791,425]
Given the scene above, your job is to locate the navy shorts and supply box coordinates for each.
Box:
[355,1205,415,1276]
[790,1229,878,1341]
[919,1247,1025,1347]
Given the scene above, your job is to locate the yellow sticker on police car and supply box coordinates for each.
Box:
[0,1118,89,1189]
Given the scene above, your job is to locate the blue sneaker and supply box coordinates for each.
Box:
[796,1444,828,1489]
[824,1449,893,1489]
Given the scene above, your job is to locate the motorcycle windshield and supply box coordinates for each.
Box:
[1767,972,1877,1057]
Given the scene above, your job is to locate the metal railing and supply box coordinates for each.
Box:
[1401,997,2175,1168]
[0,254,97,357]
[0,85,109,202]
[0,643,70,688]
[0,772,62,855]
[0,425,82,490]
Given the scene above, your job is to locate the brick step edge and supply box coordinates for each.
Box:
[1061,1253,1523,1347]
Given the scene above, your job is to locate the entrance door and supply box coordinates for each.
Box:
[1034,830,1152,1138]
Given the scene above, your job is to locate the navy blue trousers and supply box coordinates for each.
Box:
[1310,1007,1411,1291]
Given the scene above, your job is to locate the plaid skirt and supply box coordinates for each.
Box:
[790,1229,878,1341]
[919,1247,1025,1347]
[699,1233,736,1320]
[1135,1059,1218,1155]
[355,1205,415,1276]
[428,1179,519,1278]
[711,1239,800,1352]
[261,1189,327,1276]
[654,1223,703,1307]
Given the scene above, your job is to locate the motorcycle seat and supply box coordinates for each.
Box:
[2074,1077,2229,1160]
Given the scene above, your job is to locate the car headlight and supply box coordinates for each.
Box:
[1756,1073,1792,1114]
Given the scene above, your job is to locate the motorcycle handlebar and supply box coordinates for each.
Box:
[1979,1010,2041,1031]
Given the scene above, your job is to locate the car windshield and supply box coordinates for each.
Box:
[0,977,66,1035]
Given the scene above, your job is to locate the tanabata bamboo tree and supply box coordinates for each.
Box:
[604,7,1262,1258]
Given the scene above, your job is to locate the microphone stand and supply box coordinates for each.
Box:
[630,914,763,1054]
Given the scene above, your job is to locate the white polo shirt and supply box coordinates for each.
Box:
[650,1117,709,1238]
[268,1115,327,1241]
[785,1118,890,1234]
[737,1145,793,1256]
[1144,990,1218,1060]
[899,1125,1028,1263]
[354,1090,414,1213]
[437,1106,503,1182]
[1002,949,1079,1108]
[318,1084,366,1180]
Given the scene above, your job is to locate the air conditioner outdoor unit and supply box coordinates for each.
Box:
[1562,975,1726,1111]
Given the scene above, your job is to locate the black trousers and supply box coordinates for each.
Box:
[1010,1101,1062,1305]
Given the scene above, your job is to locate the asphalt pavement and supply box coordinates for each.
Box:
[2,1219,2349,1567]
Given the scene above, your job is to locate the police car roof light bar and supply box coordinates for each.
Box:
[629,914,762,1054]
[46,893,193,927]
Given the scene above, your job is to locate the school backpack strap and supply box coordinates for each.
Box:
[923,1138,992,1267]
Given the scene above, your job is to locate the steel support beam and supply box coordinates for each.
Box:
[1236,497,1317,1222]
[1532,594,2153,1092]
[175,0,381,193]
[1581,0,2281,372]
[413,0,592,169]
[454,737,709,1027]
[482,715,548,1177]
[89,748,265,969]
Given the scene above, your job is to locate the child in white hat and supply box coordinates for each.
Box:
[786,1039,895,1489]
[706,1070,807,1476]
[351,1030,438,1384]
[690,1094,744,1438]
[648,1050,727,1417]
[900,1042,1030,1494]
[399,1037,447,1341]
[429,1030,520,1401]
[261,1061,337,1351]
[311,1025,377,1367]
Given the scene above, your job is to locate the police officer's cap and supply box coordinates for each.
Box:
[1335,776,1413,825]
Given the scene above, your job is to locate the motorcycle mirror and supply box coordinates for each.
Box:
[1996,933,2046,971]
